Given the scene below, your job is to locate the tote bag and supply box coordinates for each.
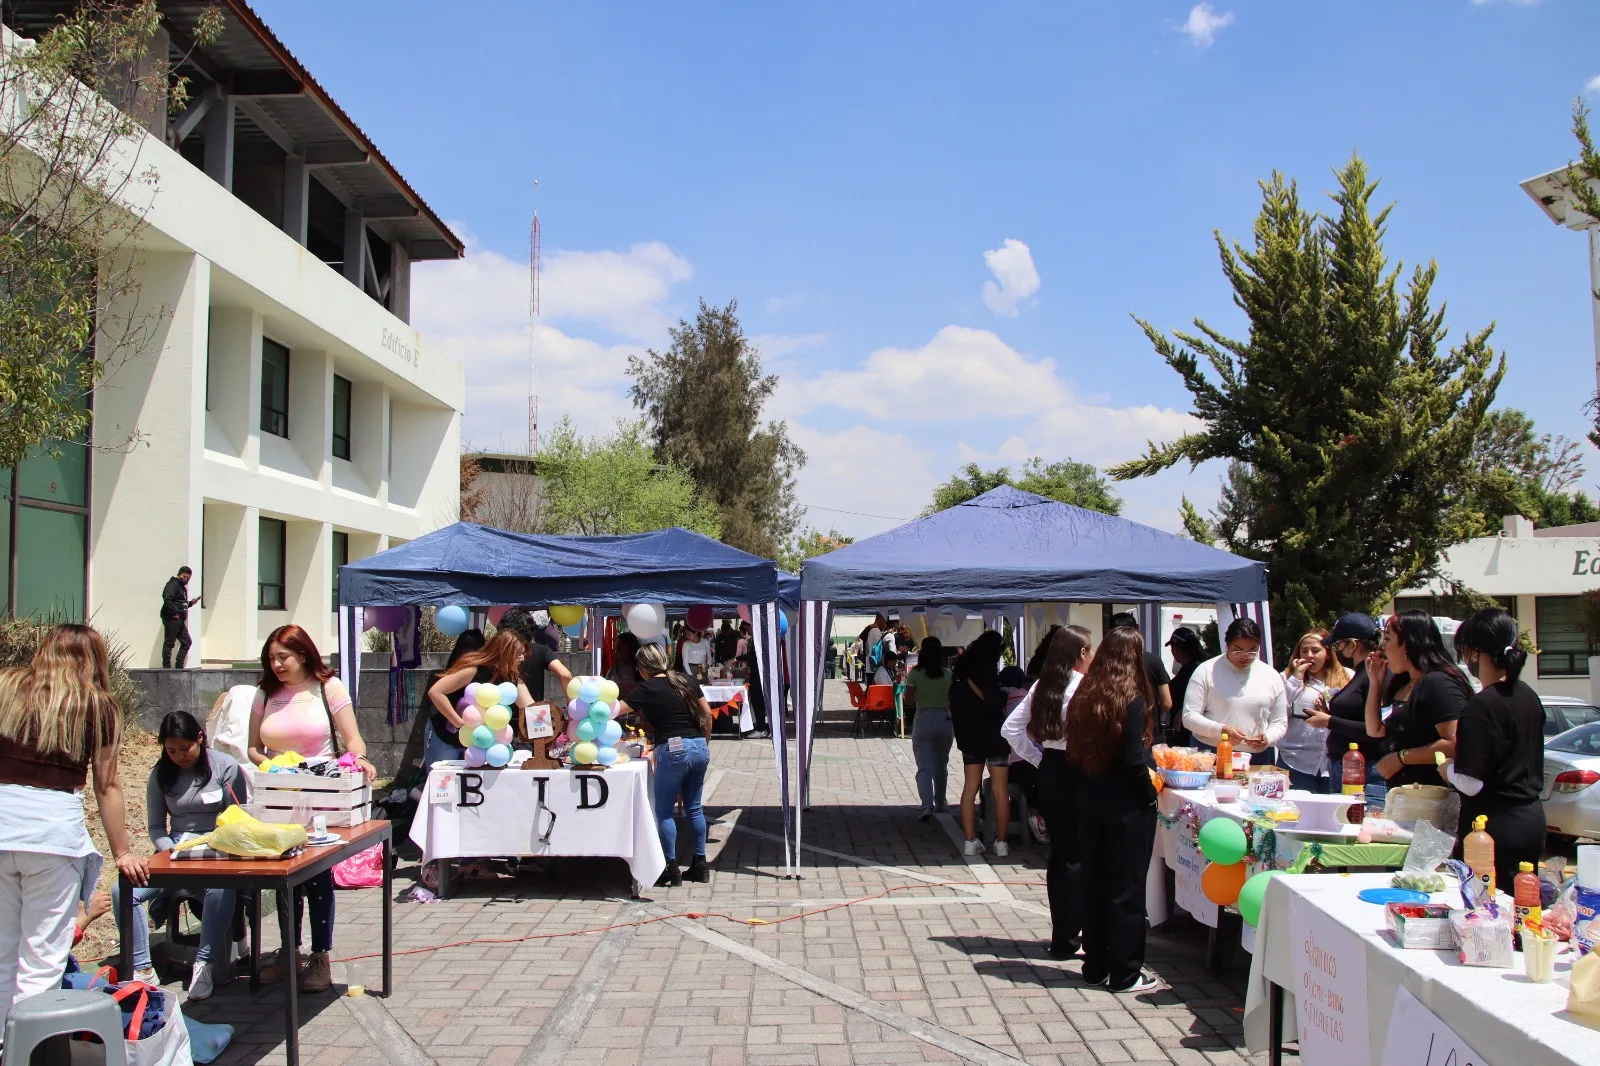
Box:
[108,982,194,1066]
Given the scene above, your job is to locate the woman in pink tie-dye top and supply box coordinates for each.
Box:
[246,624,374,994]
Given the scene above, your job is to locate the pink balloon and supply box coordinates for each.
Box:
[488,605,510,626]
[565,719,581,741]
[737,604,751,622]
[686,605,714,631]
[494,725,514,745]
[461,707,485,729]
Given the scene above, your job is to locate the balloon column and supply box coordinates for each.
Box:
[456,681,518,768]
[565,675,624,767]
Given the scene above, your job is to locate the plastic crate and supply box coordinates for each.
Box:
[246,769,371,828]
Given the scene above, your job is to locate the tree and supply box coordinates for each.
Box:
[533,417,722,538]
[1,1,220,468]
[1463,408,1595,530]
[1179,495,1214,545]
[1563,101,1600,449]
[779,527,853,573]
[1109,155,1503,649]
[628,300,804,558]
[924,457,1122,516]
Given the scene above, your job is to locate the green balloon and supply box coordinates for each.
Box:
[1238,871,1278,927]
[1197,817,1248,866]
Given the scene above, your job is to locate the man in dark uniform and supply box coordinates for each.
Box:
[160,566,200,668]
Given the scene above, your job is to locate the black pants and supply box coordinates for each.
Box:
[1036,750,1082,954]
[1460,800,1546,894]
[162,615,191,668]
[748,677,769,731]
[1075,769,1157,989]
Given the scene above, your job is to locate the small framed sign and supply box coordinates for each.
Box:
[524,701,555,739]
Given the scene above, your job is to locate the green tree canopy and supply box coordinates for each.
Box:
[533,418,722,538]
[1462,408,1596,530]
[778,527,854,573]
[628,300,804,558]
[925,457,1122,516]
[1110,155,1503,646]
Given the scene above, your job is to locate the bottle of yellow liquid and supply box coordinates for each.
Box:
[1463,814,1496,898]
[1216,732,1234,781]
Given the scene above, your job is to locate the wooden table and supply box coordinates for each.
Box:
[117,820,393,1066]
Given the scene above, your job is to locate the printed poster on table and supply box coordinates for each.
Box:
[1289,892,1370,1066]
[1379,986,1484,1066]
[1173,833,1220,928]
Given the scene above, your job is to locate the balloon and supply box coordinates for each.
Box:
[626,602,665,640]
[589,704,610,726]
[563,623,582,636]
[737,604,751,623]
[461,707,484,729]
[366,606,407,633]
[484,706,511,732]
[465,745,487,767]
[497,682,518,706]
[596,746,618,766]
[1198,817,1249,866]
[601,720,622,746]
[464,682,481,703]
[475,686,499,710]
[470,725,494,749]
[577,719,597,742]
[599,679,620,704]
[579,682,600,705]
[487,605,509,627]
[485,743,511,768]
[566,677,582,700]
[778,612,790,636]
[550,605,585,627]
[565,718,581,741]
[1238,871,1279,927]
[456,696,473,713]
[567,698,588,720]
[457,725,476,748]
[436,605,470,637]
[686,605,713,631]
[572,741,598,765]
[1202,861,1249,907]
[493,725,513,746]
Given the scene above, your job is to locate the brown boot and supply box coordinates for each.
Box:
[300,951,331,993]
[260,950,305,984]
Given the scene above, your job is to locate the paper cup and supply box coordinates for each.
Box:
[1523,934,1557,983]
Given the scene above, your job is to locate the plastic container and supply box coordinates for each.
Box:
[1159,768,1214,790]
[1216,733,1234,781]
[1514,861,1543,948]
[1577,844,1600,956]
[1463,815,1497,899]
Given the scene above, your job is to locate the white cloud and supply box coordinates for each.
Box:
[1470,0,1540,6]
[788,422,938,539]
[1586,74,1600,95]
[980,238,1040,317]
[752,332,830,362]
[765,291,806,313]
[1178,3,1235,49]
[543,242,692,339]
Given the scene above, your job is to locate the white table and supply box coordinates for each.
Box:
[1243,872,1592,1066]
[410,760,666,891]
[701,683,753,733]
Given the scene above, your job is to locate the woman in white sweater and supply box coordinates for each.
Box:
[1181,618,1287,764]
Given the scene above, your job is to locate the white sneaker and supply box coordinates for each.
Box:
[1111,971,1162,994]
[962,838,985,857]
[993,840,1010,858]
[132,966,157,985]
[188,961,214,1001]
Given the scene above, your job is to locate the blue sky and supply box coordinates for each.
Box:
[259,0,1600,539]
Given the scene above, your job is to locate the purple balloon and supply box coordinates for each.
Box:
[456,696,473,713]
[464,745,488,767]
[365,606,407,633]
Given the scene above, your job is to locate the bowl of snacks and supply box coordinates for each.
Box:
[1153,746,1216,790]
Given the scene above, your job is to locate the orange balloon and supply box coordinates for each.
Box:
[1202,861,1249,907]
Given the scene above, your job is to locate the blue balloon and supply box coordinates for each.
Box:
[485,743,511,768]
[436,605,470,637]
[497,681,518,706]
[470,725,494,749]
[576,719,597,742]
[578,681,600,703]
[563,622,582,636]
[601,720,622,746]
[596,746,618,766]
[778,612,790,636]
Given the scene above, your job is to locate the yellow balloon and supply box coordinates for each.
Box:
[566,677,582,700]
[572,741,598,765]
[550,605,585,627]
[599,679,620,704]
[475,686,499,710]
[484,706,511,732]
[457,726,475,748]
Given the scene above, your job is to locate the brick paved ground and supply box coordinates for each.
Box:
[161,682,1267,1065]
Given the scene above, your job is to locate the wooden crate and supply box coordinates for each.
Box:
[247,769,371,828]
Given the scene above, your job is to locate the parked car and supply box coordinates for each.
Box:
[1540,696,1600,737]
[1541,723,1600,846]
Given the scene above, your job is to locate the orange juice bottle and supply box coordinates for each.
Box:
[1217,732,1234,781]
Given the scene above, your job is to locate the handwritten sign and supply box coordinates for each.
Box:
[1173,833,1220,928]
[1380,986,1483,1066]
[1289,893,1370,1066]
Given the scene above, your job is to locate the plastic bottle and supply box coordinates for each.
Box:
[1514,861,1543,948]
[1340,743,1366,823]
[1464,814,1497,899]
[1216,732,1234,781]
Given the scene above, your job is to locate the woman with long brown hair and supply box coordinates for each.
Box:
[426,629,536,744]
[1279,628,1350,793]
[1065,627,1160,993]
[248,624,376,993]
[0,624,147,1028]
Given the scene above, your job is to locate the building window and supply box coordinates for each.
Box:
[261,338,290,438]
[259,517,287,610]
[1535,596,1589,678]
[332,374,352,460]
[331,530,348,605]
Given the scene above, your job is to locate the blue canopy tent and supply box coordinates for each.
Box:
[790,487,1271,861]
[337,523,798,874]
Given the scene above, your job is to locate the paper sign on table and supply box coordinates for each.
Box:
[524,702,554,739]
[1380,986,1484,1066]
[1289,892,1370,1066]
[1173,833,1220,928]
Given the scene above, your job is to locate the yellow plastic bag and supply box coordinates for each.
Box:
[176,805,308,859]
[257,751,305,771]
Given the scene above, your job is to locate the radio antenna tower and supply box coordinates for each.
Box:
[527,181,541,456]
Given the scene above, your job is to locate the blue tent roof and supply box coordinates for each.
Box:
[339,523,779,607]
[800,486,1267,607]
[778,571,800,611]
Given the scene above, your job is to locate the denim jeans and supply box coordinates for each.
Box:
[111,884,237,969]
[421,719,466,777]
[654,737,710,862]
[911,707,953,811]
[1327,756,1388,811]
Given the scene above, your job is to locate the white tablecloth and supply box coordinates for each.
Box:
[1243,872,1592,1066]
[701,684,753,732]
[409,760,666,889]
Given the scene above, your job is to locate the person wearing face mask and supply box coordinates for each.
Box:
[1297,614,1388,809]
[1364,610,1470,788]
[1180,618,1287,763]
[1437,609,1544,890]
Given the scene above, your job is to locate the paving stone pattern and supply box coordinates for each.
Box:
[167,682,1267,1065]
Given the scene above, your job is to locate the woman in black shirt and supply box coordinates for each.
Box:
[1439,609,1545,889]
[1364,611,1470,789]
[1065,626,1158,994]
[1300,614,1386,806]
[617,642,715,887]
[950,631,1009,857]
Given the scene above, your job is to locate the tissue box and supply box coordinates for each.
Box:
[1451,909,1514,967]
[1249,769,1290,802]
[1386,903,1454,949]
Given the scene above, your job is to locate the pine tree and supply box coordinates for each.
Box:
[1110,156,1503,649]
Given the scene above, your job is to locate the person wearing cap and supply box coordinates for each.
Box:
[1298,613,1388,808]
[1163,627,1204,746]
[1108,612,1172,724]
[1180,617,1287,762]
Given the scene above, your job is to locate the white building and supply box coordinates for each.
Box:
[1399,516,1598,699]
[1,3,465,665]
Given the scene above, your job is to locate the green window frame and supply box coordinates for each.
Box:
[259,517,287,610]
[332,374,352,460]
[261,338,290,438]
[1535,596,1589,678]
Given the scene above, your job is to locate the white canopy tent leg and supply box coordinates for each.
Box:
[586,608,603,676]
[796,600,831,814]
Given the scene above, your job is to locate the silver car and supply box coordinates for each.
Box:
[1539,695,1600,737]
[1541,723,1600,846]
